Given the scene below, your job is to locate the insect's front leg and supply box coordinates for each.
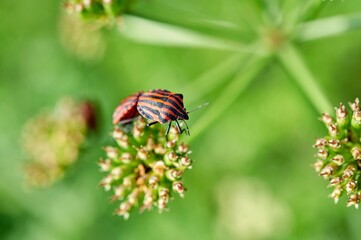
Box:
[165,122,173,141]
[175,120,184,134]
[147,121,159,127]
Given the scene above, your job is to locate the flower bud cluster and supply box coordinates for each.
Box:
[314,98,361,208]
[22,98,96,187]
[99,117,192,219]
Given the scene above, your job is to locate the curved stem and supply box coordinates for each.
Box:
[299,0,327,22]
[184,54,246,104]
[119,15,261,53]
[128,7,243,43]
[297,13,361,41]
[188,54,269,143]
[277,43,333,113]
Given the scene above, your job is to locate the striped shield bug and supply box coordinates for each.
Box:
[137,89,190,135]
[112,91,143,125]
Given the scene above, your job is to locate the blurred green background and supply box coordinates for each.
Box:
[2,0,361,239]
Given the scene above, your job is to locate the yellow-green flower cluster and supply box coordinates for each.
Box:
[314,98,361,208]
[63,0,135,23]
[22,98,95,188]
[99,117,192,219]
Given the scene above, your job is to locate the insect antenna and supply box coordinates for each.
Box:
[186,102,209,114]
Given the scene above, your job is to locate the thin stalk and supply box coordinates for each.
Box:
[277,43,333,113]
[297,13,361,41]
[128,6,244,43]
[293,0,323,22]
[299,0,327,22]
[188,54,269,143]
[281,0,319,33]
[184,54,247,104]
[119,15,257,52]
[140,0,241,31]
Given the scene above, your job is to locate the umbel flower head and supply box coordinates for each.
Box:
[313,98,361,208]
[99,117,192,219]
[22,98,96,188]
[59,12,106,62]
[63,0,136,23]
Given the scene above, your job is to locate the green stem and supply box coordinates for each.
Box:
[119,15,256,52]
[188,54,269,143]
[299,0,327,22]
[277,43,333,113]
[297,13,361,41]
[184,54,247,104]
[128,6,244,43]
[282,0,322,32]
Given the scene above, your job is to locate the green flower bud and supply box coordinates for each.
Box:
[313,98,361,208]
[99,117,192,219]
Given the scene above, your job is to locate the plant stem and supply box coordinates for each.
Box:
[277,43,333,113]
[297,13,361,41]
[188,54,269,143]
[299,0,326,22]
[119,15,256,52]
[128,6,244,42]
[184,54,247,104]
[281,0,321,32]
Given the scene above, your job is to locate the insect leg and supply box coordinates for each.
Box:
[182,120,190,135]
[165,121,172,141]
[147,121,159,127]
[175,119,183,134]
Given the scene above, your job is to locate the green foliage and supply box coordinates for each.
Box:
[2,0,361,239]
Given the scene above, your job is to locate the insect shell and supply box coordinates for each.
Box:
[112,91,143,125]
[137,89,189,135]
[113,89,189,135]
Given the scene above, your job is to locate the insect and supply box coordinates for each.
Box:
[137,89,190,136]
[112,91,143,125]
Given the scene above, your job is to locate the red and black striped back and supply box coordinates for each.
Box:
[112,92,142,124]
[137,89,189,124]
